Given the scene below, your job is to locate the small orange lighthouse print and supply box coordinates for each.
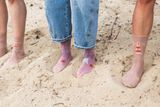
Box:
[135,42,142,55]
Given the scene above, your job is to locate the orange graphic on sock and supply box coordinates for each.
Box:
[135,42,142,55]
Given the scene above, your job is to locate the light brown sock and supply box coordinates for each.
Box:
[1,41,25,69]
[122,36,148,88]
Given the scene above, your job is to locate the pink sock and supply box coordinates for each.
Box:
[52,40,73,73]
[75,49,95,77]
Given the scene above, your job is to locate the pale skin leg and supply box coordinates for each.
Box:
[2,0,26,68]
[122,0,155,88]
[0,0,8,57]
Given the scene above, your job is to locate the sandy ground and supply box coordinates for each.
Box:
[0,0,160,107]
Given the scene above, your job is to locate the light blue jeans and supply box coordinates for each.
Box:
[45,0,99,49]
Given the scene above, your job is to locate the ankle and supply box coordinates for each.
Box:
[133,58,144,65]
[61,47,71,58]
[61,53,71,58]
[134,53,144,59]
[13,41,24,49]
[84,49,95,58]
[12,46,25,55]
[61,40,71,56]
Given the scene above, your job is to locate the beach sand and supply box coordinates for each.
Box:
[0,0,160,107]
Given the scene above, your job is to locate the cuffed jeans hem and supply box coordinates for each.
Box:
[51,35,72,43]
[74,44,96,49]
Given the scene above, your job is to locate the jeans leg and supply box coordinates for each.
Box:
[70,0,99,49]
[45,0,72,42]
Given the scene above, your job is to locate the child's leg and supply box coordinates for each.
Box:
[3,0,26,66]
[45,0,72,72]
[122,0,155,88]
[0,0,8,57]
[70,0,99,77]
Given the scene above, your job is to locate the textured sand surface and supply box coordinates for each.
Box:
[0,0,160,107]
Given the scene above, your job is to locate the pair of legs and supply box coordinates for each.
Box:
[45,0,99,77]
[122,0,155,88]
[0,0,26,67]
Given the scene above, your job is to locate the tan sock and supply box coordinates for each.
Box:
[122,36,149,88]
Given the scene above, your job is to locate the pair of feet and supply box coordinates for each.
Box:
[0,46,25,69]
[52,54,95,77]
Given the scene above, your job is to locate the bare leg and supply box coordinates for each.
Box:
[2,0,26,68]
[0,0,8,57]
[52,39,73,73]
[122,0,155,88]
[76,48,95,77]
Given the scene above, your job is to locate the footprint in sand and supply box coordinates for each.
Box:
[110,51,154,86]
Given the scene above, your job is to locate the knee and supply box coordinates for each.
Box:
[137,0,155,5]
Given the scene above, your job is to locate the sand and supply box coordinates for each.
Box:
[0,0,160,107]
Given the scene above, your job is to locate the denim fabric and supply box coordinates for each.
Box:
[45,0,99,49]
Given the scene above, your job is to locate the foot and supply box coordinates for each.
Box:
[75,57,95,78]
[2,47,25,69]
[52,55,73,73]
[122,59,144,88]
